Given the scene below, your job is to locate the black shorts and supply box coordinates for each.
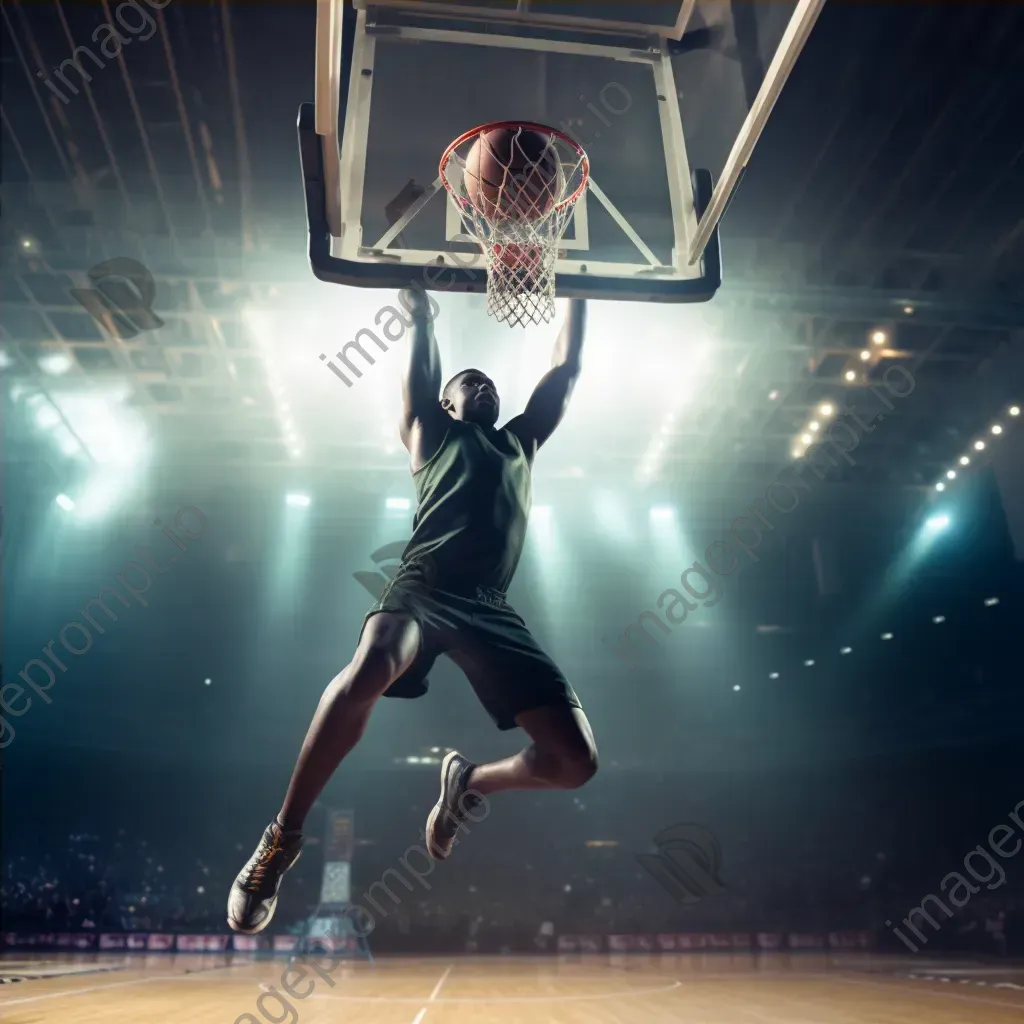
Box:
[360,560,582,731]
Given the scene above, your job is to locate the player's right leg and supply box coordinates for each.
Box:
[227,612,420,934]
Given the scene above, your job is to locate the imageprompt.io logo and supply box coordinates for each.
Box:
[637,823,725,904]
[353,541,410,602]
[71,257,165,341]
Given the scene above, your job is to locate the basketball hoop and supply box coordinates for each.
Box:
[440,121,589,328]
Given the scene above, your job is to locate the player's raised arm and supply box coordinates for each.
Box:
[507,299,586,457]
[398,284,447,453]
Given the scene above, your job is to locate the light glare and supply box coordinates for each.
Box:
[39,352,73,376]
[35,405,61,430]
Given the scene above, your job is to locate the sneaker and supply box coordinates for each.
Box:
[424,751,483,861]
[227,821,303,934]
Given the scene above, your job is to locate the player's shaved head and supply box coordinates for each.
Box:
[441,368,499,425]
[443,368,490,402]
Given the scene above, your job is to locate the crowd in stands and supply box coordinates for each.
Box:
[3,831,224,933]
[5,766,1021,957]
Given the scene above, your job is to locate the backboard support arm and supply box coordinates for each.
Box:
[687,0,827,264]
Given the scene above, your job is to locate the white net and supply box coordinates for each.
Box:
[441,124,588,328]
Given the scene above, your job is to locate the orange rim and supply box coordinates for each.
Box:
[439,120,590,216]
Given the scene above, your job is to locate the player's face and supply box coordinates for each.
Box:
[453,371,500,425]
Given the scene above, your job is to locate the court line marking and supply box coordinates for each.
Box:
[0,963,252,1006]
[827,972,1024,1011]
[0,963,124,977]
[428,964,453,1001]
[0,974,177,1007]
[163,964,260,983]
[213,968,662,989]
[911,967,1024,977]
[906,972,1024,990]
[311,978,684,1004]
[411,962,453,1024]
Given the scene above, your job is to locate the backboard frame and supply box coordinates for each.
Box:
[345,19,702,277]
[352,0,702,43]
[299,0,823,302]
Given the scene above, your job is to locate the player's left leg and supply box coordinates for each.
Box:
[470,705,598,795]
[423,706,597,861]
[423,594,596,860]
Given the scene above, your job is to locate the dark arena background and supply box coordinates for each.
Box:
[3,0,1024,1021]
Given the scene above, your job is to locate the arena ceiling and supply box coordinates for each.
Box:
[2,0,1023,496]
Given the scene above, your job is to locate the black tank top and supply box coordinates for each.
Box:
[402,419,532,594]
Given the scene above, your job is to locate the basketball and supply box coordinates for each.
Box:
[464,127,561,221]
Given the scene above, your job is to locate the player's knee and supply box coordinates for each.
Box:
[342,646,403,703]
[342,614,416,701]
[560,746,598,789]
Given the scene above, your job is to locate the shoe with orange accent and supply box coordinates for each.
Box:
[227,821,303,934]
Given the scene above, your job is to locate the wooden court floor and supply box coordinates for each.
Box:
[2,951,1024,1023]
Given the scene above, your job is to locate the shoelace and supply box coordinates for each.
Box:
[244,831,284,893]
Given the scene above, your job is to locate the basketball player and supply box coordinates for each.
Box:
[228,284,597,934]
